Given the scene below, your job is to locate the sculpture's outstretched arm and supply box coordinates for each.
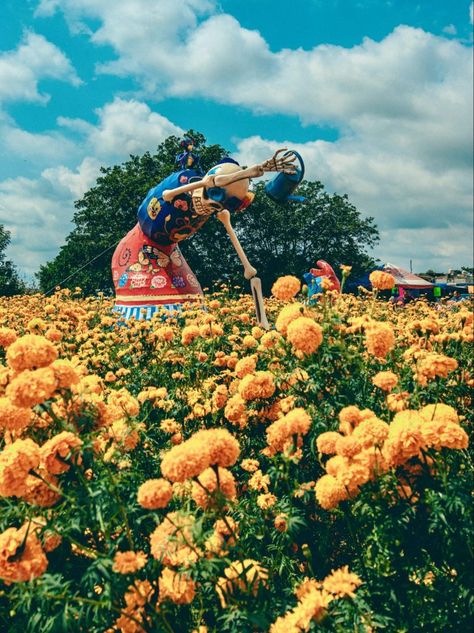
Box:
[162,149,297,202]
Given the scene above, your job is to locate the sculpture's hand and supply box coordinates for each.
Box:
[259,148,298,175]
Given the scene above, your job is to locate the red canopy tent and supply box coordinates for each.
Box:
[383,263,434,289]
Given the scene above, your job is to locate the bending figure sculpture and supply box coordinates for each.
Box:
[111,147,297,321]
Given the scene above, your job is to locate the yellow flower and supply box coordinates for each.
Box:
[6,367,57,408]
[6,334,58,372]
[364,322,395,358]
[316,432,341,455]
[158,568,195,604]
[161,428,240,482]
[0,438,41,497]
[40,431,83,475]
[271,275,301,301]
[286,317,323,355]
[192,467,236,509]
[137,478,173,509]
[315,474,348,510]
[372,371,398,392]
[150,512,198,567]
[322,565,362,598]
[383,410,424,467]
[275,303,306,335]
[215,559,268,608]
[369,270,395,290]
[266,408,312,453]
[0,327,17,348]
[0,397,32,432]
[238,371,276,401]
[234,355,257,378]
[113,550,148,574]
[0,525,48,583]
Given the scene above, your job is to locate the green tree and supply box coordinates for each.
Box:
[37,131,379,295]
[0,225,25,296]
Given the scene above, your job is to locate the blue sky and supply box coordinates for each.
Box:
[0,0,472,280]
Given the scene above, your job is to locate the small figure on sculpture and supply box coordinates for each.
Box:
[175,138,201,172]
[111,143,298,322]
[304,260,341,302]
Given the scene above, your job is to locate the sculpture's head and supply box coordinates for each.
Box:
[191,160,255,216]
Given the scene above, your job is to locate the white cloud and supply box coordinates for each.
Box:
[2,1,472,276]
[86,98,183,160]
[0,98,184,277]
[0,31,81,105]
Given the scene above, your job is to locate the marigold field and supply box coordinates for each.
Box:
[0,279,472,633]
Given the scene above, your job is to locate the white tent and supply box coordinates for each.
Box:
[383,263,434,289]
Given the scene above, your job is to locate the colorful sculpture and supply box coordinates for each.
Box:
[304,260,341,302]
[111,147,297,322]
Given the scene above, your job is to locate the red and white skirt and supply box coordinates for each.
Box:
[111,223,203,320]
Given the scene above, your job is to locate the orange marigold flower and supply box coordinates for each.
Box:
[420,403,459,425]
[216,559,268,608]
[365,322,395,358]
[420,420,468,451]
[275,303,306,335]
[0,525,48,583]
[238,371,276,401]
[315,474,348,510]
[257,492,277,509]
[150,512,198,567]
[161,428,240,482]
[266,408,312,453]
[40,431,83,475]
[286,317,323,355]
[372,371,398,392]
[235,355,257,379]
[274,514,288,532]
[416,353,458,384]
[383,410,424,467]
[336,462,371,494]
[159,568,195,604]
[240,458,260,473]
[369,270,395,290]
[6,334,58,372]
[0,438,41,497]
[386,391,410,412]
[6,367,57,408]
[23,471,61,507]
[352,417,390,448]
[50,359,80,389]
[338,405,362,434]
[0,328,17,348]
[0,397,32,432]
[137,478,173,510]
[211,384,228,410]
[181,325,200,345]
[113,550,148,574]
[192,467,236,509]
[224,393,248,428]
[322,565,362,598]
[271,275,301,301]
[335,435,363,458]
[316,432,341,455]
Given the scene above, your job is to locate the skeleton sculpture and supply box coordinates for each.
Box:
[111,149,297,325]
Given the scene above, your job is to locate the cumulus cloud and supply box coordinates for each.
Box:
[0,31,81,105]
[3,0,472,275]
[0,98,183,277]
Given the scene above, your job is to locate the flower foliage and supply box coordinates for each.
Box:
[0,282,472,632]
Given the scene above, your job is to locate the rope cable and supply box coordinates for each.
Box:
[44,240,120,296]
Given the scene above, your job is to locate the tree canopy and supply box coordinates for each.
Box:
[0,225,25,296]
[37,131,379,295]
